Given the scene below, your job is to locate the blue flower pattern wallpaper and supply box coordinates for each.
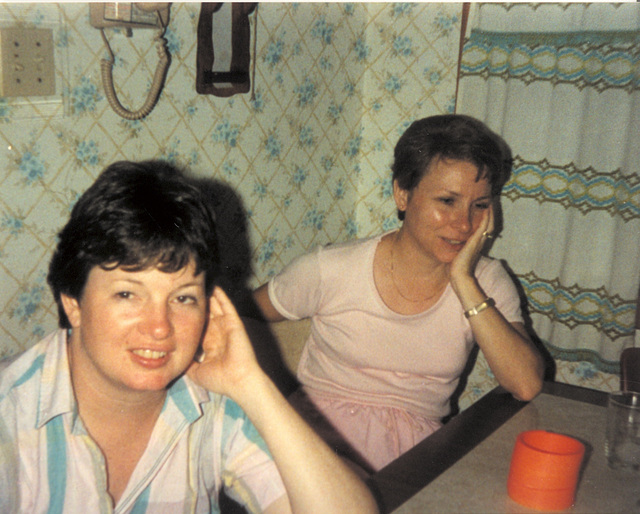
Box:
[0,2,618,408]
[0,2,459,350]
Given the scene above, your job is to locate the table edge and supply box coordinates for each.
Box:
[368,381,607,513]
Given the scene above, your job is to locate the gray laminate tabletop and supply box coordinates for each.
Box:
[392,392,640,513]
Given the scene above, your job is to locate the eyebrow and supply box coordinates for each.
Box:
[111,277,204,290]
[442,189,492,200]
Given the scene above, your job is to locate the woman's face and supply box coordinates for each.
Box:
[394,158,492,264]
[62,261,208,397]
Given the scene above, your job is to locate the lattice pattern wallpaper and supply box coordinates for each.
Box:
[0,2,460,352]
[0,2,619,408]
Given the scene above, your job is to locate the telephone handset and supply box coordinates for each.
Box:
[90,3,171,120]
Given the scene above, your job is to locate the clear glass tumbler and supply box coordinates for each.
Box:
[605,391,640,471]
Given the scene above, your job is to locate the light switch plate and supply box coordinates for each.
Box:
[0,27,55,97]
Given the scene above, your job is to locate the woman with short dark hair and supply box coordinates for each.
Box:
[0,160,378,513]
[254,115,545,473]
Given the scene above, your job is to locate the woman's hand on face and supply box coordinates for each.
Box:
[450,203,494,282]
[187,287,261,397]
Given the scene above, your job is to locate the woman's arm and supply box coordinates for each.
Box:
[253,283,287,322]
[450,206,544,402]
[241,367,378,514]
[455,278,544,402]
[188,287,378,514]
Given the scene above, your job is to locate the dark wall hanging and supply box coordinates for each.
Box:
[196,2,257,97]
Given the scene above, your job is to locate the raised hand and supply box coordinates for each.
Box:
[187,286,262,399]
[450,203,494,284]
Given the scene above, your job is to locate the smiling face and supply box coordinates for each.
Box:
[62,261,208,397]
[394,157,492,264]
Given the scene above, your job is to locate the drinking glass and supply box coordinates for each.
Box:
[605,391,640,471]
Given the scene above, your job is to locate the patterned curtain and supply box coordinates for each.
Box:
[457,3,640,378]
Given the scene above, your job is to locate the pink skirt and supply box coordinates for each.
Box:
[289,388,442,473]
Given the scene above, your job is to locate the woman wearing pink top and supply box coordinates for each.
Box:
[254,115,545,473]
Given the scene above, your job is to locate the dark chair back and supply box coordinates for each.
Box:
[620,347,640,392]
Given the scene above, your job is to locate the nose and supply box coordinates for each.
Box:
[140,302,173,340]
[452,206,473,234]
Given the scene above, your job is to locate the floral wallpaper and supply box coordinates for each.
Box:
[0,2,618,409]
[0,2,460,351]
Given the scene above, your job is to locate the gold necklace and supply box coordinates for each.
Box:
[388,242,443,304]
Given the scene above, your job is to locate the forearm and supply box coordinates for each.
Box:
[452,277,544,401]
[470,312,544,400]
[232,373,379,514]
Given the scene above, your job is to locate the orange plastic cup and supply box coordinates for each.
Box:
[507,430,585,511]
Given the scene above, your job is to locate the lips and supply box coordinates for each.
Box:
[132,349,167,359]
[130,348,170,368]
[442,237,466,250]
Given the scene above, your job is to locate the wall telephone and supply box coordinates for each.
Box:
[90,3,171,120]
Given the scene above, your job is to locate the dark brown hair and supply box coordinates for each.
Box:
[392,114,513,198]
[47,160,219,328]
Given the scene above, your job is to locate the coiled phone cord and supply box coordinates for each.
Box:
[99,14,170,120]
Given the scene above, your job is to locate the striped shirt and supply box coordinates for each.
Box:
[0,330,286,513]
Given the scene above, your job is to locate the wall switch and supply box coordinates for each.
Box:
[0,27,55,97]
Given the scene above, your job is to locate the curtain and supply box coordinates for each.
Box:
[457,3,640,377]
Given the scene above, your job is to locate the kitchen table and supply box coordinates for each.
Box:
[369,382,639,513]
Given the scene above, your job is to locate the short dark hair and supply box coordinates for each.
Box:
[392,114,513,197]
[47,160,219,328]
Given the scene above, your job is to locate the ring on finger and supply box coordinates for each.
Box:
[194,349,206,363]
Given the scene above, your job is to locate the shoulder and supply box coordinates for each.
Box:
[273,235,379,282]
[321,234,381,252]
[0,332,68,436]
[293,235,378,262]
[314,234,383,267]
[0,332,61,399]
[475,257,524,320]
[476,256,513,282]
[475,256,522,298]
[268,234,384,318]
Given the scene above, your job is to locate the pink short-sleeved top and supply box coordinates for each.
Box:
[268,232,523,421]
